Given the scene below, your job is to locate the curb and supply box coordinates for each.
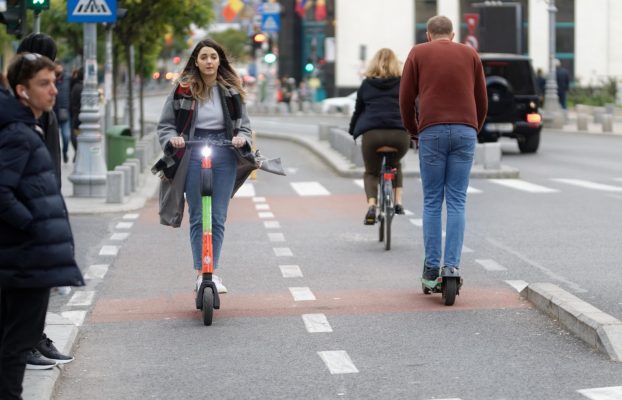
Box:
[521,283,622,361]
[22,313,79,400]
[256,130,520,179]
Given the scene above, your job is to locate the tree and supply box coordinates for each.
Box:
[210,28,251,64]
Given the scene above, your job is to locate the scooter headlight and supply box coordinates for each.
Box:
[201,146,212,158]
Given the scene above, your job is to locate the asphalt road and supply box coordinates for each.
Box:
[52,128,622,399]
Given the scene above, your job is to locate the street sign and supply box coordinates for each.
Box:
[261,12,280,33]
[465,34,479,50]
[464,13,479,34]
[67,0,117,23]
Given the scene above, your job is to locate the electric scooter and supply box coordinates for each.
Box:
[421,267,462,306]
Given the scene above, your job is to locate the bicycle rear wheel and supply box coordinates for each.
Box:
[383,192,392,250]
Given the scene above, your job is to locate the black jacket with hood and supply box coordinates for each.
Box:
[0,87,84,288]
[348,77,405,140]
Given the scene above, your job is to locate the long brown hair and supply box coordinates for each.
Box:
[177,39,245,102]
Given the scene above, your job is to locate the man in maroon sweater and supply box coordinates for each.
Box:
[400,15,487,283]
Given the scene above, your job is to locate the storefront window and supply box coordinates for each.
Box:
[415,0,437,43]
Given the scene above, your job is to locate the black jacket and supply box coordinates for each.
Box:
[348,77,405,140]
[0,88,84,289]
[40,110,61,188]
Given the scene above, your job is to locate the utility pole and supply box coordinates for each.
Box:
[542,0,564,128]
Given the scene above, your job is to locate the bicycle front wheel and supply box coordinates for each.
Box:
[384,194,392,250]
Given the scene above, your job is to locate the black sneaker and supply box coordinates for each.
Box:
[26,349,57,370]
[364,206,376,225]
[422,265,440,281]
[394,204,405,215]
[35,333,74,364]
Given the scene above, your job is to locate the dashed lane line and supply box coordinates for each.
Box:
[289,287,316,301]
[552,178,622,192]
[273,247,294,257]
[234,182,255,197]
[290,181,330,196]
[115,221,134,229]
[252,196,266,202]
[110,232,130,241]
[279,265,303,278]
[99,245,119,256]
[475,259,508,271]
[317,351,359,374]
[263,220,281,229]
[258,211,275,219]
[268,232,286,242]
[302,313,333,333]
[67,291,95,307]
[578,386,622,400]
[83,264,109,280]
[255,203,271,210]
[122,213,139,220]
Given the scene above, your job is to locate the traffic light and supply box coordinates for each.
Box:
[304,61,314,73]
[26,0,50,12]
[263,53,277,64]
[0,0,26,37]
[251,32,267,52]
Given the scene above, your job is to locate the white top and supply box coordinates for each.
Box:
[195,88,225,130]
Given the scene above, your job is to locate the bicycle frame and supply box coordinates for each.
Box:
[377,152,397,250]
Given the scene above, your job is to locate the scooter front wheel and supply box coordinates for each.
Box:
[202,289,214,326]
[442,278,457,306]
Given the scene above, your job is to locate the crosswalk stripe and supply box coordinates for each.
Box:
[68,291,95,307]
[353,179,364,189]
[489,179,559,193]
[476,259,508,271]
[234,182,255,197]
[61,310,87,326]
[505,280,528,292]
[578,386,622,400]
[290,181,330,196]
[467,186,482,194]
[410,218,422,227]
[289,287,316,301]
[302,313,333,333]
[552,178,622,192]
[318,351,359,374]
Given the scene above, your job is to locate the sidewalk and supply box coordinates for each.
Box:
[559,109,622,136]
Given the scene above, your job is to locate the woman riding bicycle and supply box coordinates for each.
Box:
[348,48,410,225]
[157,39,252,294]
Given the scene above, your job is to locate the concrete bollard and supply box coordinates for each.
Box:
[593,107,606,124]
[602,114,614,132]
[318,124,332,140]
[123,160,138,192]
[605,103,615,115]
[474,143,485,166]
[135,145,146,173]
[482,142,501,170]
[302,101,311,113]
[577,113,589,131]
[105,171,125,204]
[115,165,132,196]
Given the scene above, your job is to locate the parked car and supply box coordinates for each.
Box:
[480,53,543,153]
[321,91,357,114]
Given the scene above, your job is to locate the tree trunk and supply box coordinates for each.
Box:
[112,43,119,125]
[125,44,136,135]
[138,44,145,138]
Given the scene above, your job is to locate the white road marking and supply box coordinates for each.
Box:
[353,179,364,189]
[99,245,119,256]
[578,386,622,400]
[252,196,266,202]
[255,203,271,210]
[279,265,303,278]
[489,179,559,193]
[475,259,508,271]
[285,167,298,175]
[505,280,528,292]
[273,247,293,257]
[462,245,473,253]
[467,186,482,194]
[235,182,255,197]
[318,351,359,374]
[268,232,286,242]
[110,232,129,241]
[115,222,134,229]
[290,181,330,196]
[84,264,109,280]
[552,178,622,192]
[289,287,316,301]
[258,211,275,219]
[487,238,587,293]
[404,209,414,216]
[410,218,422,227]
[302,313,333,333]
[67,291,95,307]
[122,213,139,220]
[61,311,87,326]
[263,221,281,229]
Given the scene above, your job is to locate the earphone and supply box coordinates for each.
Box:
[22,91,30,100]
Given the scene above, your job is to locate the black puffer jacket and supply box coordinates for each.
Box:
[348,77,405,140]
[0,88,84,289]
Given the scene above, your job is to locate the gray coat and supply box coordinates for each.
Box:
[156,84,254,228]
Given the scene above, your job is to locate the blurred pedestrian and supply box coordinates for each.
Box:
[400,16,487,282]
[555,59,570,110]
[348,48,410,225]
[70,67,84,160]
[54,62,71,164]
[536,68,546,103]
[156,39,253,294]
[1,52,84,400]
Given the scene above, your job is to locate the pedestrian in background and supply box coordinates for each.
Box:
[69,67,84,161]
[555,59,570,110]
[348,48,410,225]
[400,16,487,282]
[156,39,253,294]
[0,52,84,400]
[54,62,72,164]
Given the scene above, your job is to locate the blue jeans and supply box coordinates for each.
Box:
[418,124,476,269]
[59,119,71,158]
[184,141,237,271]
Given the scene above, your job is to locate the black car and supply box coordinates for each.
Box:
[480,53,543,153]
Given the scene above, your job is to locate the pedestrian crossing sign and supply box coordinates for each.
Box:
[67,0,117,23]
[261,13,280,33]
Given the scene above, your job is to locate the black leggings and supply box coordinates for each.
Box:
[360,129,410,200]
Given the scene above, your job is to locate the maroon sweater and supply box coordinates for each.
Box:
[399,39,488,139]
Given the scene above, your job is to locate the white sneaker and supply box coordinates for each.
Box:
[195,275,202,293]
[212,275,228,294]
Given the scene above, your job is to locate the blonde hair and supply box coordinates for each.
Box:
[365,48,401,79]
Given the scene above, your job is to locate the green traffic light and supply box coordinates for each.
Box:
[304,63,314,73]
[263,53,277,64]
[26,0,49,10]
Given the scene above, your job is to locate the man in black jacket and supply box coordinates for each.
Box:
[0,53,84,400]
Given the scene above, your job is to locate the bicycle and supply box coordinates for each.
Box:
[376,146,398,251]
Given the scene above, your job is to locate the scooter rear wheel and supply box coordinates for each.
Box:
[443,278,457,306]
[202,289,214,326]
[421,283,431,295]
